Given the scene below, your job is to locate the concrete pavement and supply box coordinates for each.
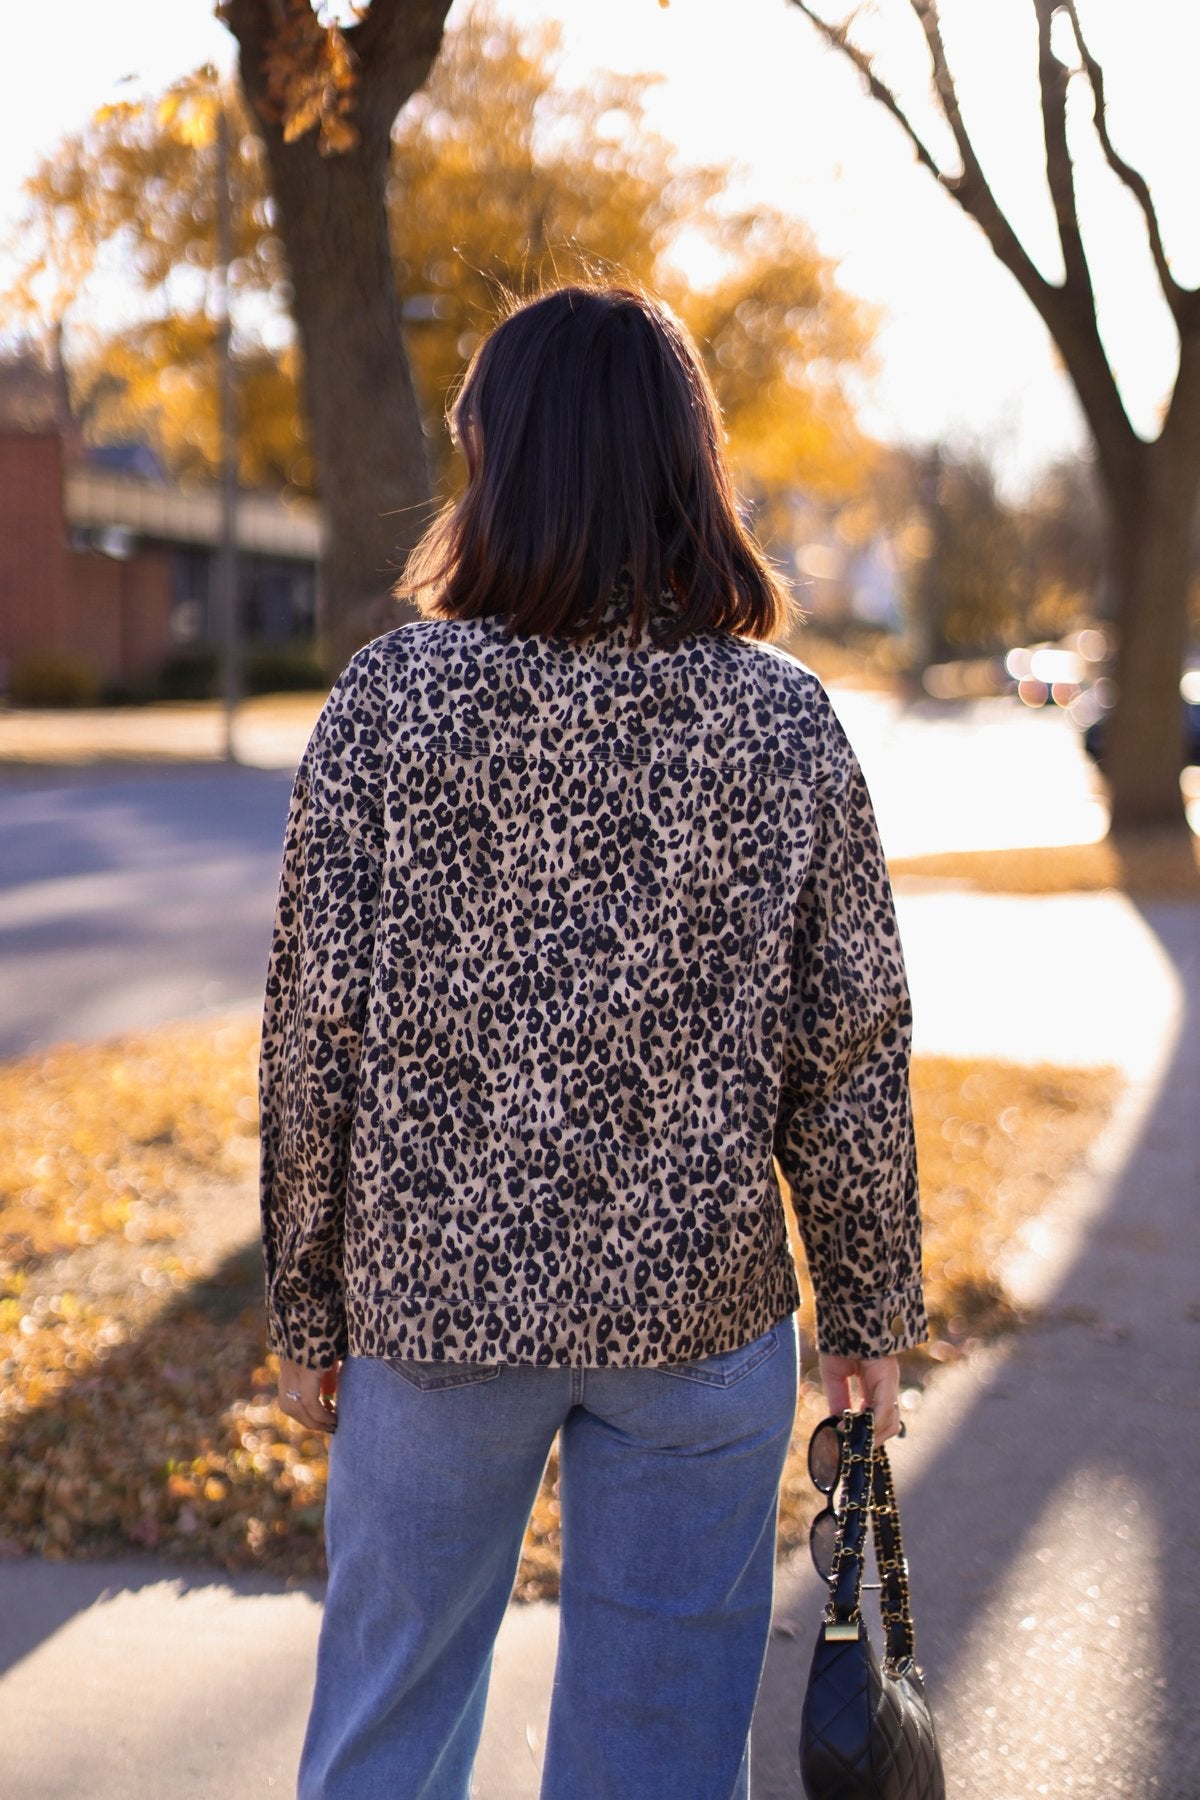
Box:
[755,904,1200,1797]
[0,1556,555,1799]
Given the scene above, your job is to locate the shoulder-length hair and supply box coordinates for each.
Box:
[394,283,795,648]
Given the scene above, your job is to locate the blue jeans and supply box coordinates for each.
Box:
[297,1318,798,1800]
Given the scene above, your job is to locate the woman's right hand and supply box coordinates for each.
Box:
[817,1351,902,1445]
[276,1356,340,1435]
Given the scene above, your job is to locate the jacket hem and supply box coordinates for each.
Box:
[341,1255,802,1370]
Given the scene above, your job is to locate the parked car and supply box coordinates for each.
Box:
[1079,670,1200,767]
[1005,630,1109,708]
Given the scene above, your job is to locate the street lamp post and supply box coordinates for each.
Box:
[213,101,241,763]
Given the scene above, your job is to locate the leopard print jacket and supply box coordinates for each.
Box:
[259,588,929,1371]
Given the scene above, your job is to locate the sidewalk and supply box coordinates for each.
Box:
[1,884,1195,1795]
[754,901,1200,1796]
[0,696,323,772]
[0,688,1118,851]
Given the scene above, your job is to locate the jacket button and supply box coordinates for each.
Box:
[889,1312,905,1338]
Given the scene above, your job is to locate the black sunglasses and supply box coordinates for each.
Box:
[806,1411,906,1589]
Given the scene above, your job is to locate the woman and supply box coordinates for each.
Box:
[260,282,928,1800]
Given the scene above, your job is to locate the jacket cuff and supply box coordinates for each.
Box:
[812,1280,929,1358]
[267,1308,347,1372]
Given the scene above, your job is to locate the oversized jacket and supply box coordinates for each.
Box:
[259,588,929,1371]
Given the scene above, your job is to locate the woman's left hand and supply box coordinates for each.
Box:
[277,1357,340,1434]
[818,1351,903,1446]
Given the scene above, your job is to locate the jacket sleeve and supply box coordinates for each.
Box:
[258,648,386,1370]
[774,694,929,1360]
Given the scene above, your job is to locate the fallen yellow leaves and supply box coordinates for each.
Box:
[0,1018,259,1270]
[1,1267,332,1574]
[0,1014,1121,1597]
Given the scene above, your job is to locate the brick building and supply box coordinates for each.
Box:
[0,357,323,695]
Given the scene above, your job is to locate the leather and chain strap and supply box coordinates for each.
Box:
[822,1408,919,1674]
[869,1438,917,1670]
[824,1405,875,1630]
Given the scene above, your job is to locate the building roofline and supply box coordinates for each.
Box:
[63,463,324,561]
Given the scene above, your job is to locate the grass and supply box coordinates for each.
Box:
[0,1015,1121,1594]
[888,831,1200,901]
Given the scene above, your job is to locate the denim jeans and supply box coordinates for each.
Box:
[298,1317,798,1800]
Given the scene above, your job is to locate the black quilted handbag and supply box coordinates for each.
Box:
[798,1406,946,1799]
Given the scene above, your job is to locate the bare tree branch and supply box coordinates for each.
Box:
[906,3,1055,317]
[787,0,1140,483]
[789,4,1054,318]
[789,1,1197,830]
[1058,0,1196,327]
[906,7,991,194]
[219,0,451,148]
[787,2,947,185]
[1032,0,1093,303]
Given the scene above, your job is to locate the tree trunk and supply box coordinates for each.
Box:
[261,123,427,675]
[222,0,453,678]
[1103,442,1196,832]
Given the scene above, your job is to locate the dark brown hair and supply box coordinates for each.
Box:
[394,283,795,647]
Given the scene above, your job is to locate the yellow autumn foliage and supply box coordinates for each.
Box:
[0,1012,1120,1591]
[3,5,876,514]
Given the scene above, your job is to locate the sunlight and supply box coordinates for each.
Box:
[505,0,1197,476]
[5,0,1198,484]
[659,226,732,291]
[933,1466,1165,1794]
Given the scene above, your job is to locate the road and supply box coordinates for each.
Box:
[0,763,294,1057]
[0,692,1113,1060]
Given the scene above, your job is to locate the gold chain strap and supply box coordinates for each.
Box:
[870,1442,918,1672]
[821,1408,919,1674]
[821,1408,874,1635]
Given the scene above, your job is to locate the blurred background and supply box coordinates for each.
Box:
[0,6,1197,1796]
[1,0,1197,832]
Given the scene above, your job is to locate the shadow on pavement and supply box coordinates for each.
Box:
[0,763,295,898]
[754,899,1199,1797]
[0,1553,322,1685]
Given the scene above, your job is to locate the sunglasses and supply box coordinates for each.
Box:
[806,1411,907,1592]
